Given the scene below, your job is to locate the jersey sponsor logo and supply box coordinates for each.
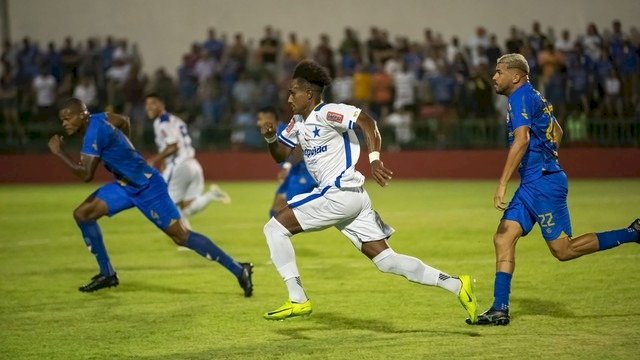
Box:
[303,145,328,157]
[326,111,343,123]
[285,118,296,134]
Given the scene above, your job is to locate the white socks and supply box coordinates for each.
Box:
[264,217,307,303]
[372,248,461,295]
[182,192,215,217]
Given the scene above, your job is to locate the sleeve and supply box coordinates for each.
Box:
[80,120,103,157]
[277,117,299,149]
[509,94,532,130]
[320,103,361,131]
[161,121,179,145]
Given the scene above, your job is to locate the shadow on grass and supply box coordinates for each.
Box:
[515,297,640,320]
[515,297,575,318]
[130,312,481,360]
[114,281,201,295]
[272,312,481,339]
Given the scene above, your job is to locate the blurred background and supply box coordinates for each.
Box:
[1,0,639,153]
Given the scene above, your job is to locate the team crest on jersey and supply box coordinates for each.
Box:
[285,118,296,134]
[326,111,343,123]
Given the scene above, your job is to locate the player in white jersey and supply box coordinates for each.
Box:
[145,93,230,229]
[259,60,478,322]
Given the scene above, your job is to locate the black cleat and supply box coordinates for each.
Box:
[78,273,119,293]
[237,263,253,298]
[466,307,510,325]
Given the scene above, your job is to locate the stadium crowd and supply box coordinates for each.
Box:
[1,20,639,151]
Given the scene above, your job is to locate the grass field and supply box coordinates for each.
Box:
[1,180,639,359]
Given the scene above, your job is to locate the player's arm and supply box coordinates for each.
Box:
[355,111,393,187]
[552,118,563,147]
[259,121,291,163]
[48,135,101,182]
[277,145,303,182]
[106,112,131,138]
[494,126,530,210]
[147,143,178,167]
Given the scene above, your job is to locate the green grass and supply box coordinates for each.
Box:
[1,180,639,359]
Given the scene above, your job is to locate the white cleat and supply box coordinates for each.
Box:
[209,184,231,204]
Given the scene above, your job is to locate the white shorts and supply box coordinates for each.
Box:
[162,158,204,203]
[288,186,395,250]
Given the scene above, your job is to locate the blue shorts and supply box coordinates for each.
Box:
[94,174,181,230]
[277,169,317,201]
[502,171,573,241]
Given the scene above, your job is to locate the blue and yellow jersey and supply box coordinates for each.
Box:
[81,113,158,188]
[507,82,563,183]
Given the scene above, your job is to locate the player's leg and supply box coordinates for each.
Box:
[546,222,639,261]
[74,183,134,292]
[137,174,253,297]
[263,186,338,320]
[539,172,638,261]
[337,188,477,321]
[181,160,230,218]
[270,193,288,218]
[473,185,533,325]
[270,174,291,217]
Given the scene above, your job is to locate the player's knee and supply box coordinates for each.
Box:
[73,206,92,223]
[493,232,512,250]
[165,222,189,245]
[372,249,399,274]
[549,238,572,261]
[263,218,290,240]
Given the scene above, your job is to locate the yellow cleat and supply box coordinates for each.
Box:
[263,299,313,320]
[458,275,478,324]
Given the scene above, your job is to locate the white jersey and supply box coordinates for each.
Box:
[278,103,364,189]
[153,113,195,167]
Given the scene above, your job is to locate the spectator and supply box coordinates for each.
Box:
[0,70,26,145]
[59,37,80,81]
[73,75,98,112]
[203,28,225,61]
[32,66,57,122]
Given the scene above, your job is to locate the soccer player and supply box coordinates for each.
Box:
[472,53,640,325]
[47,98,253,297]
[256,106,317,218]
[145,93,230,230]
[258,60,477,321]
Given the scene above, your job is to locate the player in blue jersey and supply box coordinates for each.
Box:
[256,106,317,217]
[469,54,640,325]
[47,98,253,296]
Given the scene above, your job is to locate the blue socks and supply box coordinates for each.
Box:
[77,221,115,276]
[492,272,512,311]
[185,231,243,277]
[596,228,639,250]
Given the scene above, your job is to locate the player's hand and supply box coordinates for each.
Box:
[371,160,393,187]
[277,167,289,183]
[494,182,508,211]
[48,135,64,155]
[259,118,278,139]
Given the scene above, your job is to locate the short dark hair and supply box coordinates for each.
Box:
[145,92,164,102]
[257,105,279,119]
[293,59,332,89]
[59,97,86,111]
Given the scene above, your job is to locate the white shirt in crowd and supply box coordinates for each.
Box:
[32,74,57,107]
